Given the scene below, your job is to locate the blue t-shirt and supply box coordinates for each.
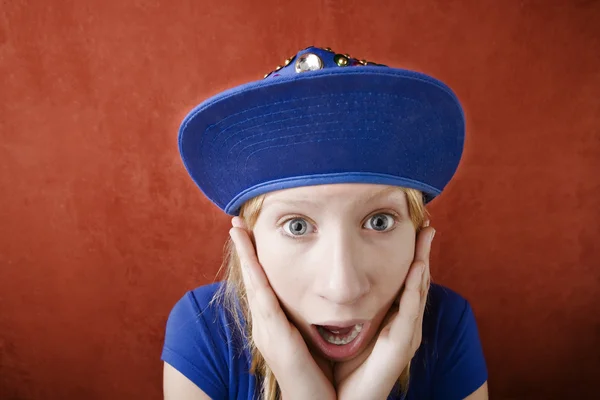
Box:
[161,282,488,400]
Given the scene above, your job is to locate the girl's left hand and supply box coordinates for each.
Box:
[333,226,435,400]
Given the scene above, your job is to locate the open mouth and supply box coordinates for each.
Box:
[309,321,372,361]
[317,324,363,345]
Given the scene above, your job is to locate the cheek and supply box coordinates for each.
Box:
[377,244,414,275]
[254,232,308,308]
[370,231,415,293]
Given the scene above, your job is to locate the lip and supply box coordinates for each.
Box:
[314,319,368,328]
[308,320,373,361]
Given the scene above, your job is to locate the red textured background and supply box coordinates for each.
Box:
[1,1,598,399]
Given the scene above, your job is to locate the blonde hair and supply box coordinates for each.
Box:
[211,186,429,400]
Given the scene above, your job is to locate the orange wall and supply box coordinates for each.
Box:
[1,1,598,399]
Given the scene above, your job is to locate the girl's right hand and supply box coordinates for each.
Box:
[229,217,336,400]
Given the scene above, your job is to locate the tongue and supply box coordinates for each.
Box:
[321,325,354,335]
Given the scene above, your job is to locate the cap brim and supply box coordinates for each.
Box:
[179,67,465,215]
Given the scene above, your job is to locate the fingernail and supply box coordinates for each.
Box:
[424,219,430,227]
[430,229,436,243]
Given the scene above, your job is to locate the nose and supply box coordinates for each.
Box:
[314,229,371,305]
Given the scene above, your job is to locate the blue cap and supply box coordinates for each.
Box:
[179,46,465,216]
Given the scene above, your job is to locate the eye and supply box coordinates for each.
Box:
[282,218,314,237]
[364,213,396,232]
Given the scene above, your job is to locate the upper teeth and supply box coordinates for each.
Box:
[317,324,363,345]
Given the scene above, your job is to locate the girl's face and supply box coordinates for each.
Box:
[252,183,417,362]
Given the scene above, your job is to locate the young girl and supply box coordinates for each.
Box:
[161,46,489,400]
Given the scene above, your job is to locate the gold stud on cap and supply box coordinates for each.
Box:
[295,53,323,73]
[334,54,349,67]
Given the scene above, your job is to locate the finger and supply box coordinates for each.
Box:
[229,225,268,288]
[372,263,424,373]
[413,239,432,346]
[420,230,433,310]
[229,228,259,323]
[373,231,434,368]
[230,217,258,295]
[392,225,431,308]
[414,226,435,265]
[389,261,424,339]
[422,262,430,300]
[416,261,430,329]
[229,224,255,292]
[229,226,287,325]
[399,261,424,316]
[391,227,434,321]
[231,216,248,230]
[410,226,434,316]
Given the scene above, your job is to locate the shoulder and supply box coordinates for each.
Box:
[161,282,251,399]
[170,281,224,315]
[189,281,225,305]
[410,282,470,344]
[163,281,242,349]
[422,282,483,357]
[408,283,488,400]
[163,282,225,336]
[427,282,469,308]
[425,283,472,329]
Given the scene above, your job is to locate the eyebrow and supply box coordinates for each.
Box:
[263,186,404,209]
[363,186,403,204]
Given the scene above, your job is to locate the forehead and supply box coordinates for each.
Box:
[262,183,406,208]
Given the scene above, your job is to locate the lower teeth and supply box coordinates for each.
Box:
[317,324,363,345]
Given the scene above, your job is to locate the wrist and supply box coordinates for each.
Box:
[337,375,397,400]
[278,373,337,400]
[281,387,336,400]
